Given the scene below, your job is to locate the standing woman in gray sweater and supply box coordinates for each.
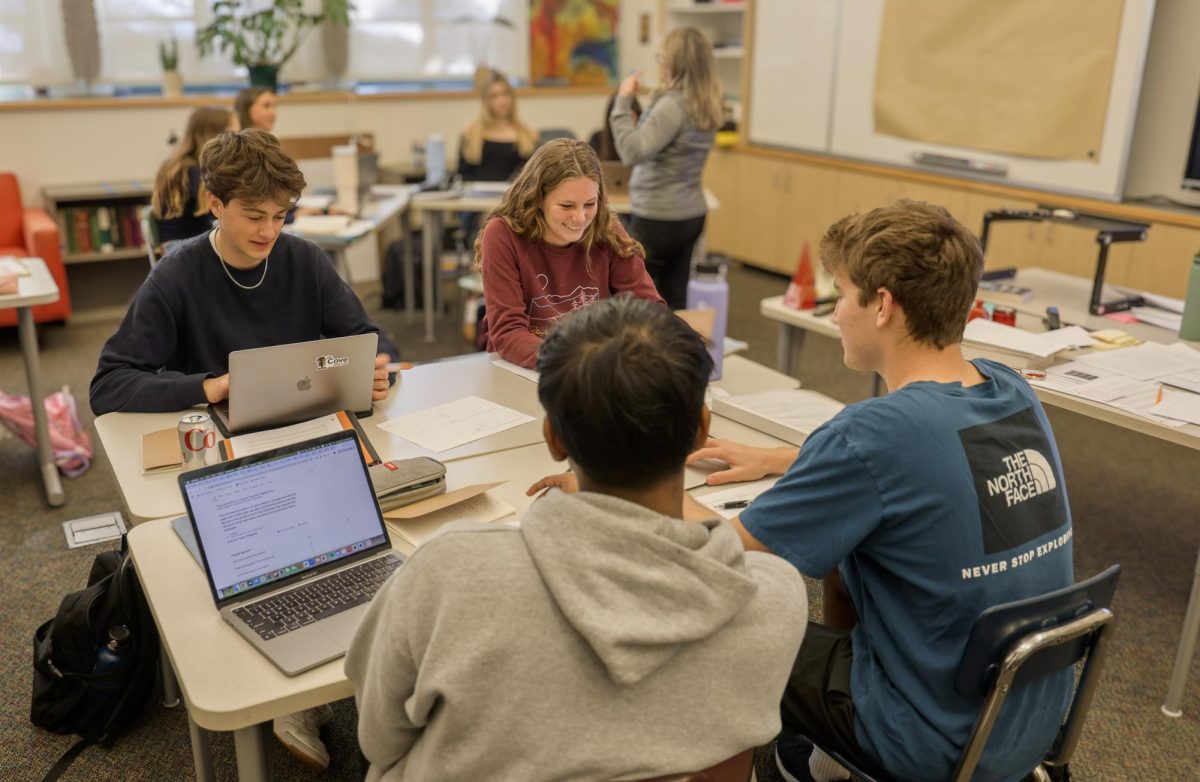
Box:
[609,27,722,309]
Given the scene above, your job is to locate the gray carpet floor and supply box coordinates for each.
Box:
[1,264,1197,781]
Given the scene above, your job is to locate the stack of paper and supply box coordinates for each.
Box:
[963,321,1095,369]
[1028,342,1200,427]
[712,389,845,446]
[291,214,351,234]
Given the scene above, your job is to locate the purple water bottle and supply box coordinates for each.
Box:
[686,256,728,380]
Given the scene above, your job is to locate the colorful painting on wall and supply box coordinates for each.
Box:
[530,0,618,86]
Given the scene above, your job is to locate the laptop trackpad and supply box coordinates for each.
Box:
[318,603,371,644]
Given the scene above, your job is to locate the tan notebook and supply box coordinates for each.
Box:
[141,428,182,474]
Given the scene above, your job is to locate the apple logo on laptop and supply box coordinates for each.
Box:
[297,376,312,392]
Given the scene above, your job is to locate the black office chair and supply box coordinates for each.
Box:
[818,565,1120,782]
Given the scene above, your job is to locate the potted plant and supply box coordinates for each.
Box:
[196,0,353,90]
[159,38,182,98]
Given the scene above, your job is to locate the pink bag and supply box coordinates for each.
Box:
[0,386,93,477]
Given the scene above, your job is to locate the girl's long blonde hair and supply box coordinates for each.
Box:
[152,106,234,219]
[474,139,644,274]
[461,69,539,165]
[655,27,723,132]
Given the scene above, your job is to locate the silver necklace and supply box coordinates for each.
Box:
[211,228,268,290]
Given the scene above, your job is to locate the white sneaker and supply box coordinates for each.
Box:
[274,707,332,770]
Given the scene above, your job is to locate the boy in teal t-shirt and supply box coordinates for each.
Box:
[688,200,1074,782]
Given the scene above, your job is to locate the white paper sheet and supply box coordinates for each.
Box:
[491,358,540,383]
[1074,342,1200,381]
[1129,307,1183,332]
[222,414,347,459]
[695,478,780,519]
[1151,389,1200,426]
[378,396,535,452]
[385,493,515,547]
[1161,368,1200,394]
[964,316,1070,357]
[716,389,845,435]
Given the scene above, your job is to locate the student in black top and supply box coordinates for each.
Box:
[457,68,538,182]
[91,129,399,418]
[152,106,236,243]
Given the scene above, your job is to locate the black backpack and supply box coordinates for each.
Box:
[31,536,160,781]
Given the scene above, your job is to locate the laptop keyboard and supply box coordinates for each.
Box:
[233,554,403,641]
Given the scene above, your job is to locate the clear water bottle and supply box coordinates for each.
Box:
[93,625,133,693]
[424,133,446,187]
[687,256,729,380]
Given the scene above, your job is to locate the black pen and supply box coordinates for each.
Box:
[719,499,751,510]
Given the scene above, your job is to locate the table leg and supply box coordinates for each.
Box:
[421,211,438,343]
[776,323,805,376]
[402,210,415,323]
[233,722,273,782]
[187,713,216,782]
[160,645,180,708]
[17,306,64,507]
[1162,547,1200,717]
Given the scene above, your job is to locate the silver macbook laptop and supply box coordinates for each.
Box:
[179,430,403,676]
[211,333,378,436]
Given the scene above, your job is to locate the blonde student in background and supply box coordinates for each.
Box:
[610,26,722,310]
[475,139,664,369]
[458,67,539,183]
[234,86,278,133]
[152,105,238,243]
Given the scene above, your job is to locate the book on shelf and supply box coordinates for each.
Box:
[977,279,1034,306]
[72,209,92,254]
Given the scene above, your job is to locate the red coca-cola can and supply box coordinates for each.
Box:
[991,306,1017,327]
[178,413,216,471]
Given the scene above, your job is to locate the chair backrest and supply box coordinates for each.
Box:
[538,127,576,146]
[631,747,754,782]
[138,204,162,269]
[951,565,1120,782]
[0,172,23,245]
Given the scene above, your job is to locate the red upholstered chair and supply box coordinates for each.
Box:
[0,173,72,325]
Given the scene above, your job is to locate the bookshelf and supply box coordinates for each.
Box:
[663,1,746,122]
[42,181,154,322]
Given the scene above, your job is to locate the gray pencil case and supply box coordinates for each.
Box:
[368,457,447,511]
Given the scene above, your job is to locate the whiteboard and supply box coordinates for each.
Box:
[829,0,1157,200]
[748,0,842,152]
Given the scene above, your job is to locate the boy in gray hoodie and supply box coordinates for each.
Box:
[345,295,807,781]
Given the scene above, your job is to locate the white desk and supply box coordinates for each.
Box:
[95,352,797,525]
[0,258,64,506]
[121,353,807,781]
[128,443,564,782]
[407,187,720,343]
[760,267,1200,718]
[286,188,411,284]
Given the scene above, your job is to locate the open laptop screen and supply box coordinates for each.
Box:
[181,432,388,604]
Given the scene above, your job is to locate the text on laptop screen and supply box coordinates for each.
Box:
[183,437,387,600]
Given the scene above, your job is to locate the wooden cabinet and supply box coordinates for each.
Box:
[711,146,1200,298]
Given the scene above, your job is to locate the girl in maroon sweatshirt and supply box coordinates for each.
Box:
[475,139,664,368]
